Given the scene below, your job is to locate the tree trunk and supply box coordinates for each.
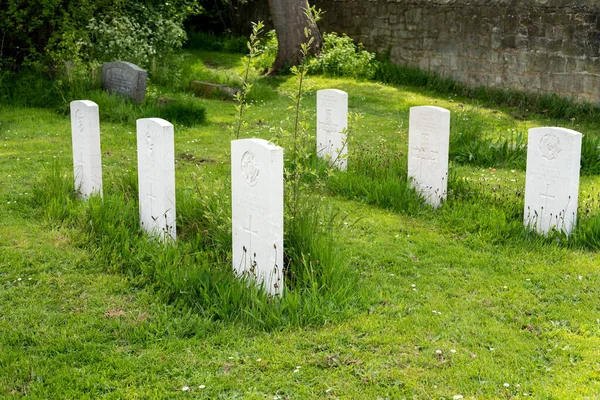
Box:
[267,0,322,74]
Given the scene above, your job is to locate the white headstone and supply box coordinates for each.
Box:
[524,127,582,235]
[407,106,450,208]
[136,118,176,241]
[317,89,348,170]
[70,100,103,199]
[231,139,284,296]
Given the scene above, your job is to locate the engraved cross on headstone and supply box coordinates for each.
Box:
[147,182,157,220]
[412,145,438,173]
[243,214,258,257]
[539,183,556,224]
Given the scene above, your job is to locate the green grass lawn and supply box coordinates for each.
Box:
[1,51,600,399]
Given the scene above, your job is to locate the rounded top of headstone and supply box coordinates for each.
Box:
[529,126,582,138]
[70,100,98,108]
[137,118,173,128]
[410,106,450,115]
[317,89,348,97]
[102,61,147,73]
[232,138,282,151]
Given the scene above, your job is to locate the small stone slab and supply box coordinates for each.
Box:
[407,106,450,208]
[189,81,240,99]
[102,61,147,103]
[70,100,103,199]
[136,118,176,241]
[231,138,284,296]
[524,127,582,235]
[316,89,348,171]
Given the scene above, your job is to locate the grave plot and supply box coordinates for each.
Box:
[137,118,176,241]
[231,138,284,296]
[524,127,582,235]
[317,89,348,171]
[407,106,450,208]
[70,100,103,199]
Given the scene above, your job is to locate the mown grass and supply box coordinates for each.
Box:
[2,49,600,398]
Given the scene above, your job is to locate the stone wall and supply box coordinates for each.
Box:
[312,0,600,102]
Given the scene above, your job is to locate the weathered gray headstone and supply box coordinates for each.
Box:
[70,100,102,199]
[102,61,147,103]
[524,127,582,235]
[231,139,284,296]
[137,118,176,241]
[317,89,348,171]
[407,106,450,208]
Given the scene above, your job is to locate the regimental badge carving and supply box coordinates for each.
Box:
[539,133,561,161]
[145,124,155,156]
[76,109,84,134]
[241,151,259,186]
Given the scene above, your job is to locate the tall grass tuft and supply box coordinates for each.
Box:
[374,60,600,125]
[580,135,600,176]
[450,109,527,170]
[32,166,363,330]
[327,145,426,215]
[29,162,79,223]
[54,91,208,127]
[571,214,600,249]
[326,145,600,249]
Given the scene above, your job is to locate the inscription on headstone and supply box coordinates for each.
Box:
[70,100,102,199]
[317,89,348,171]
[407,106,450,208]
[524,127,582,235]
[137,118,176,241]
[102,61,147,103]
[232,139,284,296]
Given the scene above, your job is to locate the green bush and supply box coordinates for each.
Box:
[86,11,186,69]
[307,32,376,79]
[0,0,198,71]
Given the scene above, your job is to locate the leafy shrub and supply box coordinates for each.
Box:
[307,32,376,79]
[86,10,186,69]
[0,0,198,71]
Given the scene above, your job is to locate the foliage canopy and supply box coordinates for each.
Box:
[0,0,200,71]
